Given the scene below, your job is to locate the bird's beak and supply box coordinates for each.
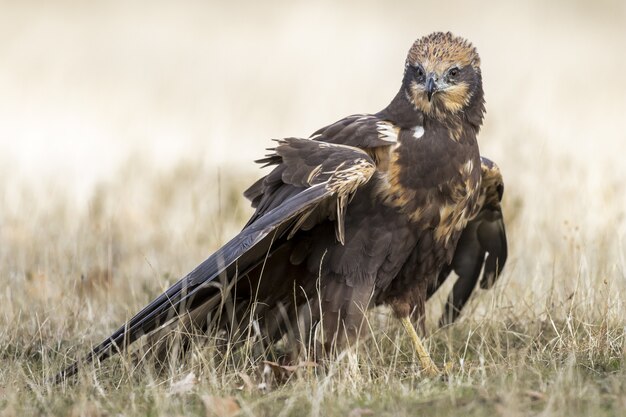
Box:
[426,76,437,102]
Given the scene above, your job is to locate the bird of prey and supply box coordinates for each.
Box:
[428,157,507,326]
[58,32,496,381]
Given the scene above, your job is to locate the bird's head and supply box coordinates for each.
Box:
[403,32,484,126]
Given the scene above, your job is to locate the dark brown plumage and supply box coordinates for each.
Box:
[57,32,503,382]
[428,157,507,326]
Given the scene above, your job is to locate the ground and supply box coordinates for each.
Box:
[1,159,624,417]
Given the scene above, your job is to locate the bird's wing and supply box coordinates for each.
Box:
[57,138,375,382]
[476,206,507,289]
[244,123,390,223]
[244,114,397,223]
[431,156,508,324]
[474,156,507,289]
[449,208,507,290]
[311,114,400,148]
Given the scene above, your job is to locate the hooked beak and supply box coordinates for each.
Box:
[426,76,437,102]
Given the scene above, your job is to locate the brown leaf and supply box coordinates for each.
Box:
[202,395,240,417]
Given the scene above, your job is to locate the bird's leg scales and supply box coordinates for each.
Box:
[399,316,440,377]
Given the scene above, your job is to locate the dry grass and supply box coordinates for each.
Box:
[1,0,626,415]
[1,158,624,416]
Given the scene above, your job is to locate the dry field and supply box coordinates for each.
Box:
[1,0,625,416]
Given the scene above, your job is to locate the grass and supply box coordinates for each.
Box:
[1,157,624,417]
[1,2,626,414]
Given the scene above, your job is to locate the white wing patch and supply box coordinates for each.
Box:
[376,121,399,143]
[413,126,425,139]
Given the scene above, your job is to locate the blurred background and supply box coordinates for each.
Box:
[1,0,625,324]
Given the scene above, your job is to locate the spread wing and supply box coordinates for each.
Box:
[429,156,508,325]
[57,138,376,382]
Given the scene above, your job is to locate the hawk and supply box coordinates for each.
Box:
[58,32,505,381]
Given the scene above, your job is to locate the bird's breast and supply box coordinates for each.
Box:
[376,122,481,246]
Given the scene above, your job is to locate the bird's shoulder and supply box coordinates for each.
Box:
[311,113,403,150]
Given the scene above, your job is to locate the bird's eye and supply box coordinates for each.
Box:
[415,66,424,77]
[448,67,459,77]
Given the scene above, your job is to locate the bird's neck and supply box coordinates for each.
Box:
[378,86,485,139]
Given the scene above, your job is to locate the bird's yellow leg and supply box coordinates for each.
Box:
[399,316,440,377]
